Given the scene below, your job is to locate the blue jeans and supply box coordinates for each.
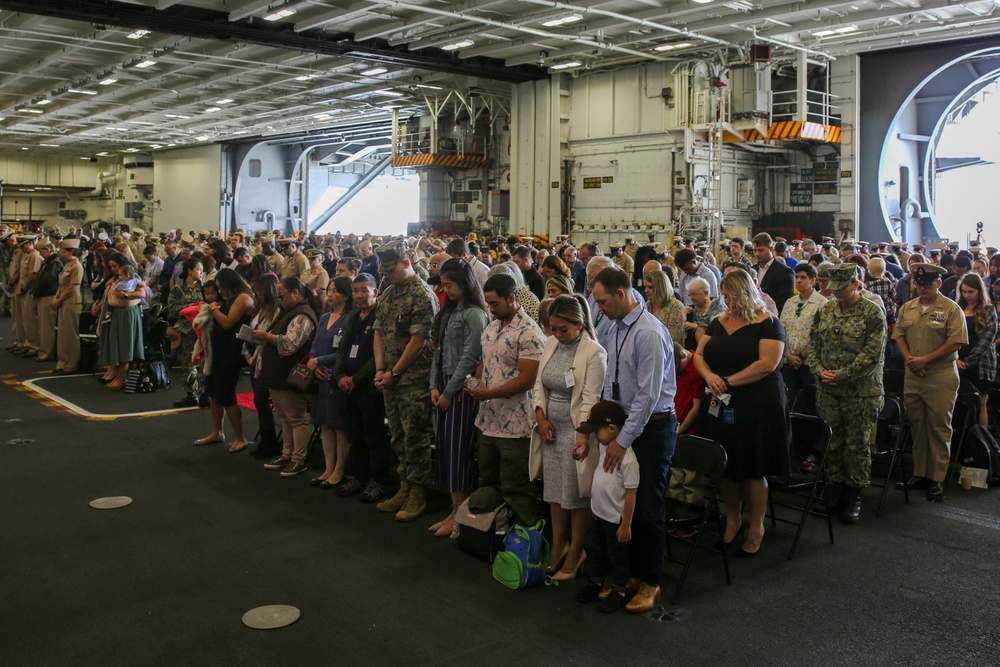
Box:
[250,374,275,438]
[628,414,677,588]
[588,516,629,591]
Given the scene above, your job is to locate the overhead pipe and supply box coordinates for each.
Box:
[308,156,391,233]
[86,171,114,198]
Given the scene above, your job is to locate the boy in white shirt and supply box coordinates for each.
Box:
[574,401,639,613]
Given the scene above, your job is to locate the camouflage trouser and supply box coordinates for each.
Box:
[178,331,204,394]
[383,382,433,486]
[816,392,883,488]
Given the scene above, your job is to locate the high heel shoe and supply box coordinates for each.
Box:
[715,523,744,550]
[735,533,765,558]
[546,544,569,574]
[97,376,114,384]
[107,377,125,391]
[552,550,587,582]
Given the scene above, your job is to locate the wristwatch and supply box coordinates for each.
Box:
[391,369,400,379]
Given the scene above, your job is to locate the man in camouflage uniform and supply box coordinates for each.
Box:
[372,239,439,522]
[808,262,887,523]
[0,228,15,317]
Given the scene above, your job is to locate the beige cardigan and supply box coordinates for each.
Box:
[529,333,607,496]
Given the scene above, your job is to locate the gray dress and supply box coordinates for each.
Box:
[540,337,589,510]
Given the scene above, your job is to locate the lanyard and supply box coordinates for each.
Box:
[613,306,643,385]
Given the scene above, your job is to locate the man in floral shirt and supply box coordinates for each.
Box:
[467,273,544,524]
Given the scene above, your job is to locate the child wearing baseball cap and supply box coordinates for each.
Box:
[574,400,640,612]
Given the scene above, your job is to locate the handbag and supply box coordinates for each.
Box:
[286,355,318,393]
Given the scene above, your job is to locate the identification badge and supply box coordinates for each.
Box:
[722,407,735,425]
[564,370,576,388]
[349,344,359,359]
[708,398,721,418]
[612,382,621,401]
[333,335,343,347]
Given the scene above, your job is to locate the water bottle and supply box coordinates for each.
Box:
[465,374,480,389]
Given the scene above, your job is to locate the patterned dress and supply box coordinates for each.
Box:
[539,337,589,509]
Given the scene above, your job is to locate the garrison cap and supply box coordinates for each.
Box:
[826,263,860,290]
[912,263,947,284]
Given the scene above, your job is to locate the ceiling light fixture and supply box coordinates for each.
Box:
[36,100,51,105]
[550,61,582,70]
[80,156,91,160]
[99,77,118,85]
[68,88,98,95]
[415,83,443,90]
[164,114,190,119]
[133,60,157,69]
[442,39,474,51]
[204,107,222,113]
[653,42,693,51]
[194,135,210,141]
[149,144,163,149]
[691,0,713,4]
[361,67,388,76]
[542,14,582,27]
[814,25,858,37]
[216,98,234,104]
[20,108,44,114]
[39,143,58,147]
[126,29,151,39]
[96,151,110,156]
[370,90,404,97]
[263,8,296,21]
[130,121,156,126]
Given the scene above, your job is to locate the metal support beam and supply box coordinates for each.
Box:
[0,0,548,84]
[308,156,391,233]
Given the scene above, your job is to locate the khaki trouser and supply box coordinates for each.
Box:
[270,388,312,464]
[11,294,24,345]
[36,296,57,360]
[57,299,82,371]
[904,367,960,482]
[22,295,39,351]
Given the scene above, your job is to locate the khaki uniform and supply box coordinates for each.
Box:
[9,249,23,345]
[56,259,83,372]
[374,275,439,486]
[300,265,329,296]
[613,252,634,276]
[19,248,42,351]
[892,293,968,481]
[624,241,639,261]
[809,298,887,487]
[265,252,284,276]
[279,251,307,280]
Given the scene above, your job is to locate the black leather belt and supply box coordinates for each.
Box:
[649,411,674,421]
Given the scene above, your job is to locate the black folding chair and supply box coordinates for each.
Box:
[947,379,981,487]
[144,318,170,366]
[871,394,910,516]
[664,435,730,604]
[790,384,818,416]
[767,414,834,560]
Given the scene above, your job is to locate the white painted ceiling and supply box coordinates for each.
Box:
[3,0,1000,156]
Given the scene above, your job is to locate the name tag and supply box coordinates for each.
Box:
[349,344,359,359]
[564,369,576,388]
[333,335,343,347]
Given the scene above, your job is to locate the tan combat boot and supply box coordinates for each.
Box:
[376,480,410,513]
[395,484,427,522]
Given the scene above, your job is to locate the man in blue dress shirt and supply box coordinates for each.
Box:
[590,267,677,613]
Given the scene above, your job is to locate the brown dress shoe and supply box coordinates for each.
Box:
[599,577,640,600]
[625,583,660,613]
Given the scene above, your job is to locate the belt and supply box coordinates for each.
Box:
[649,411,674,421]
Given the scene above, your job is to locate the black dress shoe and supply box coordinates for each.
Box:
[173,393,199,408]
[97,376,114,385]
[927,482,945,502]
[735,534,765,559]
[841,487,862,523]
[896,476,930,491]
[319,479,343,489]
[309,477,325,487]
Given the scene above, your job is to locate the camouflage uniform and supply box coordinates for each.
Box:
[809,294,886,488]
[374,249,439,486]
[168,282,205,395]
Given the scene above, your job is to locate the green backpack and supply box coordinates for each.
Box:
[492,520,551,589]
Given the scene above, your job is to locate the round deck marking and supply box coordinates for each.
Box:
[242,605,301,630]
[89,496,133,509]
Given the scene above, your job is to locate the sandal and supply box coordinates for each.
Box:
[194,435,226,446]
[228,441,248,454]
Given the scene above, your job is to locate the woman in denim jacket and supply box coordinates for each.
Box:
[428,258,489,538]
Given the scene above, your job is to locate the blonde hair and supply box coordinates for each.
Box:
[537,298,554,336]
[720,268,768,322]
[546,274,574,296]
[868,257,885,278]
[547,294,596,340]
[643,270,675,310]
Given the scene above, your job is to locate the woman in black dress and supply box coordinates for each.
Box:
[693,269,790,557]
[195,268,255,452]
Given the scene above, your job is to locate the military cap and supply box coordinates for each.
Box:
[259,234,275,244]
[912,263,947,284]
[655,244,667,255]
[304,248,323,259]
[0,229,14,243]
[821,236,835,243]
[376,239,409,271]
[774,236,787,243]
[17,233,38,246]
[466,232,478,242]
[890,241,902,249]
[969,245,981,253]
[60,238,81,250]
[610,241,623,249]
[932,242,947,251]
[912,244,925,252]
[988,246,998,253]
[180,233,194,244]
[683,236,696,242]
[947,241,960,249]
[827,263,860,290]
[625,236,635,242]
[277,236,297,247]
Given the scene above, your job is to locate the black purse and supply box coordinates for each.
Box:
[286,355,318,393]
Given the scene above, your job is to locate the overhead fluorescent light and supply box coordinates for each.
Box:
[204,107,221,113]
[813,29,835,37]
[68,88,98,95]
[314,114,333,120]
[134,60,157,69]
[36,100,51,105]
[295,73,320,81]
[129,121,156,126]
[263,8,296,21]
[149,144,163,149]
[361,67,388,76]
[39,143,58,147]
[724,1,753,10]
[164,114,190,119]
[691,0,713,3]
[126,29,151,39]
[653,42,692,51]
[415,83,443,90]
[550,61,582,70]
[99,77,118,85]
[442,39,474,51]
[814,25,857,37]
[20,108,43,114]
[80,156,91,160]
[542,14,582,27]
[96,151,110,156]
[216,98,234,104]
[370,90,404,97]
[194,135,210,141]
[835,25,858,33]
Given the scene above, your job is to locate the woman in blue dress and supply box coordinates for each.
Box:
[307,276,353,488]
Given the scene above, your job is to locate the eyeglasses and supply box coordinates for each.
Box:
[277,291,289,299]
[429,263,441,268]
[795,303,805,317]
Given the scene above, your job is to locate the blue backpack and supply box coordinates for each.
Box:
[492,520,551,589]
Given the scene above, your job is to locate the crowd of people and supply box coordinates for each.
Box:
[1,223,996,612]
